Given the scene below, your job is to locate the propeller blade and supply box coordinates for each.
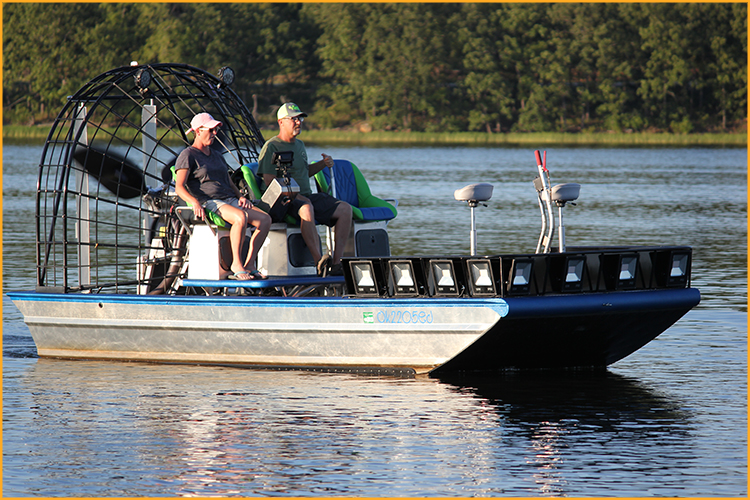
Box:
[73,145,146,199]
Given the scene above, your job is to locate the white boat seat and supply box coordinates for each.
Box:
[454,183,494,203]
[454,183,493,256]
[551,183,580,206]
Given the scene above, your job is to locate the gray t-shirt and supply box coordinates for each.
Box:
[175,146,237,203]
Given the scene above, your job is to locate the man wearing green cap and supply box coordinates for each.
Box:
[257,102,352,276]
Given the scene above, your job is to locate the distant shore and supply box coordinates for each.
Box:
[299,130,747,147]
[3,124,746,147]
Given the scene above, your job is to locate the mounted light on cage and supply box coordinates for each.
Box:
[217,67,235,88]
[349,260,379,296]
[508,258,534,295]
[467,259,496,296]
[563,255,586,292]
[134,68,151,91]
[388,260,418,296]
[427,259,457,296]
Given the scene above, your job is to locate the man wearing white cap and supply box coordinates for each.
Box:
[175,112,271,280]
[257,102,352,276]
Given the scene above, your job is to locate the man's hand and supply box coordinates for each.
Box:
[308,154,334,176]
[321,153,334,168]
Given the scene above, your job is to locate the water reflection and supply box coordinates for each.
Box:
[9,358,697,496]
[440,371,690,433]
[439,371,694,495]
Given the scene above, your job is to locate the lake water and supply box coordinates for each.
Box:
[3,142,747,496]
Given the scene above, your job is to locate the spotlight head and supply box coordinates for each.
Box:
[617,255,638,289]
[427,259,458,296]
[388,260,418,296]
[667,251,690,286]
[562,255,586,292]
[217,66,235,87]
[507,258,534,295]
[134,68,151,91]
[466,259,496,296]
[653,248,692,288]
[602,253,639,290]
[349,260,379,296]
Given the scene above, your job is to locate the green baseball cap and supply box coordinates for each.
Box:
[277,102,308,120]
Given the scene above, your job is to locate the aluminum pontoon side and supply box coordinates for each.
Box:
[8,287,699,374]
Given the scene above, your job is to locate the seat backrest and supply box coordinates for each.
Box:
[315,160,397,222]
[236,162,264,199]
[315,159,358,205]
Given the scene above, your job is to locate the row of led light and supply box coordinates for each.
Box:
[349,257,554,298]
[566,250,690,291]
[348,250,690,298]
[612,251,690,289]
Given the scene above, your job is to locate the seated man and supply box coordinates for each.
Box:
[257,102,352,276]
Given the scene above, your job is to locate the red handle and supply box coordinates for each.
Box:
[534,150,548,172]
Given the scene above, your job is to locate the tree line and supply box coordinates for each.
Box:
[3,3,747,134]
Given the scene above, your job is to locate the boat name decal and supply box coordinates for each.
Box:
[369,310,434,324]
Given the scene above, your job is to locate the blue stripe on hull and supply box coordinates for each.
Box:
[7,291,510,314]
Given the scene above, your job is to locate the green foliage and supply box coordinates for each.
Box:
[3,3,746,133]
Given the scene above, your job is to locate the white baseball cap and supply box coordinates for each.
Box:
[188,112,222,133]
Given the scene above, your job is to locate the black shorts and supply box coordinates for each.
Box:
[287,193,343,226]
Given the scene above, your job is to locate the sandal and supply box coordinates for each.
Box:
[249,270,267,280]
[227,271,253,281]
[316,254,332,277]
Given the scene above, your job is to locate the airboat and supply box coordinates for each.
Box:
[8,63,700,375]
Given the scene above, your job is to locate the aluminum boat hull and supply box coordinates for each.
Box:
[8,288,700,375]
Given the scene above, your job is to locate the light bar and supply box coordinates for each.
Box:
[428,259,458,296]
[467,259,496,296]
[349,260,379,296]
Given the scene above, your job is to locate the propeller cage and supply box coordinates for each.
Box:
[35,63,265,293]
